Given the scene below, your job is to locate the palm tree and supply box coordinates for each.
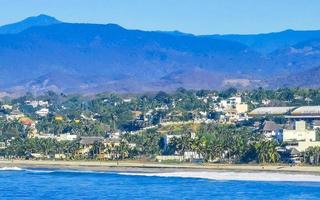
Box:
[255,141,280,163]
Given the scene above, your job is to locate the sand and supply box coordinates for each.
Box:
[0,160,320,174]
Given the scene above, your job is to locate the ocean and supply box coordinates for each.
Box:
[0,167,320,199]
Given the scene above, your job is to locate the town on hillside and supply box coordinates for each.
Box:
[0,88,320,165]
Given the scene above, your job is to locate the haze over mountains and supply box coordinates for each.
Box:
[1,15,320,96]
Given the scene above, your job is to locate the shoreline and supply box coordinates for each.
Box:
[1,160,320,175]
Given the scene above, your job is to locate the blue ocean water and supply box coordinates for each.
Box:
[0,168,320,200]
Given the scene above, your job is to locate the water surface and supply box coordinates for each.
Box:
[0,167,319,200]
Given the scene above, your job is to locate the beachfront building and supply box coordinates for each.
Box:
[78,136,104,156]
[283,121,320,152]
[283,121,318,142]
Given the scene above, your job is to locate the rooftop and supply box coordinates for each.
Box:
[80,136,103,145]
[249,107,295,116]
[291,106,320,116]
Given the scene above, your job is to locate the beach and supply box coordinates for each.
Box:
[1,160,320,174]
[1,160,320,183]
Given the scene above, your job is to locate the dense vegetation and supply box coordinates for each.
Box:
[1,87,320,164]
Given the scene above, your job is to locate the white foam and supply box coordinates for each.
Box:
[0,167,23,171]
[0,167,54,173]
[25,169,54,173]
[119,171,320,182]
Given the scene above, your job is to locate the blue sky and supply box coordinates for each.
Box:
[0,0,320,34]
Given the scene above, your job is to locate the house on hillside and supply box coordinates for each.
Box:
[6,110,24,120]
[36,108,49,117]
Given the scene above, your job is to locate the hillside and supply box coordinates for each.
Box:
[1,15,320,95]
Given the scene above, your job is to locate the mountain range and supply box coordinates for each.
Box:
[1,14,320,96]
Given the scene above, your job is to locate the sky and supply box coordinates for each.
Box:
[0,0,320,35]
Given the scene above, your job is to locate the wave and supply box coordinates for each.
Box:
[0,167,54,173]
[0,167,24,171]
[0,167,109,174]
[118,171,320,182]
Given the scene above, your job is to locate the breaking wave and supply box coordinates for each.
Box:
[0,167,24,171]
[119,171,320,182]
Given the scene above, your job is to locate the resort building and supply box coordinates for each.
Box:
[283,121,320,152]
[283,121,317,142]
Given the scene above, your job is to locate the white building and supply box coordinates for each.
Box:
[228,96,242,105]
[1,104,13,110]
[26,100,49,108]
[56,133,78,141]
[36,108,49,117]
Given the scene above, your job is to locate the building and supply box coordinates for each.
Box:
[283,121,316,142]
[285,106,320,121]
[0,142,6,149]
[36,108,49,117]
[235,103,248,114]
[6,110,24,120]
[34,133,56,140]
[78,136,104,155]
[228,96,242,105]
[283,121,318,142]
[249,106,295,116]
[26,100,49,108]
[283,121,320,152]
[19,117,34,126]
[56,133,78,141]
[1,104,13,110]
[262,121,283,141]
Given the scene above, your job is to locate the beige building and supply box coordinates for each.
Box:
[283,121,318,142]
[283,121,320,152]
[297,141,320,152]
[235,103,248,114]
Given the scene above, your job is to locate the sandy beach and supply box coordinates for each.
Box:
[0,160,320,174]
[1,160,320,182]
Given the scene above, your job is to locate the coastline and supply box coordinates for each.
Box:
[1,160,320,174]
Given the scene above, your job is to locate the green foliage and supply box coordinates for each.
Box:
[304,146,320,165]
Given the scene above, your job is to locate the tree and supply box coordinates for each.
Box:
[304,147,320,165]
[255,141,280,163]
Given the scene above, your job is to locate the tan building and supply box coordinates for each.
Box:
[235,103,248,114]
[283,121,318,142]
[283,121,320,152]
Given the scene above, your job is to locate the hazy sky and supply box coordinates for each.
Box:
[1,0,320,34]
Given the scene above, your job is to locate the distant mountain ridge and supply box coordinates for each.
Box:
[0,14,61,34]
[1,15,320,96]
[206,29,320,54]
